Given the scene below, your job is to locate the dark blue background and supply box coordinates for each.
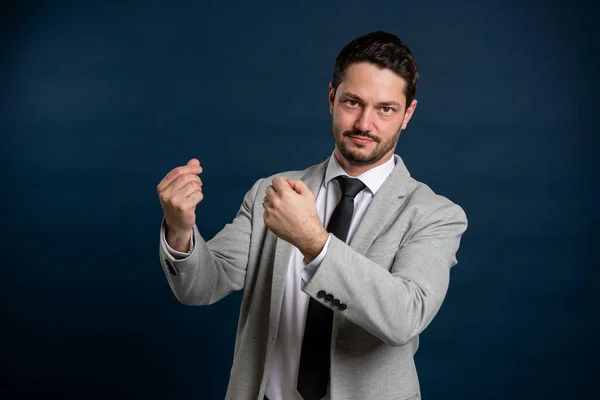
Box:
[2,1,598,399]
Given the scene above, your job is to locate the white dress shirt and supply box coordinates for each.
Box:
[164,152,396,400]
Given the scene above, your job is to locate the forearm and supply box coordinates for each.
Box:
[160,178,263,306]
[303,200,467,345]
[302,204,466,346]
[161,224,244,306]
[303,237,442,345]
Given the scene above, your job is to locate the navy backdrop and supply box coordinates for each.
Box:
[2,1,598,399]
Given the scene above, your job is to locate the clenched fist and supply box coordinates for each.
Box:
[157,158,203,252]
[263,177,328,262]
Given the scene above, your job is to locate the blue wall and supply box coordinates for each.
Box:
[2,1,598,398]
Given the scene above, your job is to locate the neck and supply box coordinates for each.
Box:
[333,148,394,177]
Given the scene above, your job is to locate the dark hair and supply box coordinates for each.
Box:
[332,31,419,108]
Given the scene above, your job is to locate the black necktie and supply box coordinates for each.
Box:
[297,175,367,400]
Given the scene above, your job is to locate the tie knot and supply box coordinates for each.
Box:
[335,175,366,199]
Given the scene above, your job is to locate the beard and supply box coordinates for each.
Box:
[334,118,404,166]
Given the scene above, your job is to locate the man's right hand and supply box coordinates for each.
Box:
[157,158,204,252]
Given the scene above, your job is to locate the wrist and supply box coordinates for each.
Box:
[300,227,328,263]
[165,225,193,252]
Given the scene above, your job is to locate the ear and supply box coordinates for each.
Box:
[401,99,418,130]
[328,82,335,116]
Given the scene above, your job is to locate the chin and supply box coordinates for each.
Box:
[340,146,380,165]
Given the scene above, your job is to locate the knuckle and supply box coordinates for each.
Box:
[179,175,192,186]
[174,173,186,183]
[185,174,197,184]
[159,191,168,203]
[187,181,198,191]
[169,197,182,209]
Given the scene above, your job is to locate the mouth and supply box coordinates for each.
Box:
[349,135,375,145]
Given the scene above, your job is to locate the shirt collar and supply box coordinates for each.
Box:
[324,150,397,195]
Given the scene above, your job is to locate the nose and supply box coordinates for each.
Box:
[354,108,374,133]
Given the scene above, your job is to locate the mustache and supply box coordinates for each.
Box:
[343,130,379,143]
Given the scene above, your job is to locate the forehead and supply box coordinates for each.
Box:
[338,62,406,106]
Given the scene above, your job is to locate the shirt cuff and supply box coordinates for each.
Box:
[301,233,331,283]
[163,227,195,259]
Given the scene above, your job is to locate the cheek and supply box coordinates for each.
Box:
[333,107,356,130]
[382,119,403,138]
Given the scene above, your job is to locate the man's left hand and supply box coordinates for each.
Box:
[263,176,328,260]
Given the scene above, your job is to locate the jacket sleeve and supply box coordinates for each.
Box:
[302,202,468,346]
[159,178,263,305]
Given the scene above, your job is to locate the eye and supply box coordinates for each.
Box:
[381,106,394,114]
[345,100,359,107]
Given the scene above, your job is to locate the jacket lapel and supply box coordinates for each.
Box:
[267,155,410,338]
[348,154,411,254]
[267,158,330,337]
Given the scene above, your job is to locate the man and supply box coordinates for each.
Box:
[157,31,468,400]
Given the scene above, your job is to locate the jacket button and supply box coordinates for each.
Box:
[338,303,347,310]
[317,290,326,298]
[325,294,334,301]
[331,299,340,307]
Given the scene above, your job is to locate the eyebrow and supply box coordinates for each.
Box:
[341,91,401,107]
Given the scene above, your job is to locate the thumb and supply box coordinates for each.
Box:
[187,158,200,167]
[288,179,311,197]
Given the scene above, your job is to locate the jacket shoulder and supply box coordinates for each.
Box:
[262,161,323,182]
[404,176,467,223]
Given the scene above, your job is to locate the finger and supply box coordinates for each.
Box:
[159,176,201,205]
[179,189,204,209]
[170,182,203,207]
[265,185,276,205]
[271,176,292,194]
[287,179,308,195]
[178,180,203,199]
[187,158,200,167]
[161,165,203,192]
[157,165,202,193]
[168,173,202,194]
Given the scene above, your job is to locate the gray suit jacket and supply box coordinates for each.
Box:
[159,154,468,400]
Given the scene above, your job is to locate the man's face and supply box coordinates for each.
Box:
[329,62,417,167]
